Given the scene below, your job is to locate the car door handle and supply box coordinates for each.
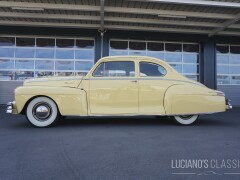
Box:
[131,80,138,83]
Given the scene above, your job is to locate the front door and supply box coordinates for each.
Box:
[89,61,138,115]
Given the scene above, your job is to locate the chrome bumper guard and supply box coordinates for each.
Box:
[226,99,232,109]
[6,102,14,114]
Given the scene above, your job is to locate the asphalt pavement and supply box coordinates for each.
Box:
[0,106,240,180]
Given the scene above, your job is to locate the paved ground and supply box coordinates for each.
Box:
[0,106,240,180]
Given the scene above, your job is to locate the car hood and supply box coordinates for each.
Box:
[23,76,84,88]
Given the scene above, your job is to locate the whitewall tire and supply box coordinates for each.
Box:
[26,97,58,127]
[172,115,199,125]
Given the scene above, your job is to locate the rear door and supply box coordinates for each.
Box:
[138,62,170,115]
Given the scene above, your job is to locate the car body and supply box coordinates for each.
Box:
[6,56,232,127]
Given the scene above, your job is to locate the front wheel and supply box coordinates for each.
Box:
[172,115,199,125]
[26,97,58,127]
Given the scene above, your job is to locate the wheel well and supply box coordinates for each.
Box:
[20,95,60,115]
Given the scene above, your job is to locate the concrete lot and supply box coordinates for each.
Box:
[0,106,240,180]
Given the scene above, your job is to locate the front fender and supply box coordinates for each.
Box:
[15,86,88,116]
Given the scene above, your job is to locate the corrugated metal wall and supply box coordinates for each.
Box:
[218,85,240,107]
[0,81,23,104]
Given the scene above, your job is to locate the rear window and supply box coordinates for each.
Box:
[140,62,166,77]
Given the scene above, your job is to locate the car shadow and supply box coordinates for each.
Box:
[54,115,230,128]
[57,116,175,127]
[10,114,231,129]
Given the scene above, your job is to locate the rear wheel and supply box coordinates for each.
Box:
[172,115,199,125]
[26,97,58,127]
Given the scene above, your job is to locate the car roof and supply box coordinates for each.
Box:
[100,55,157,60]
[99,55,165,63]
[99,55,172,69]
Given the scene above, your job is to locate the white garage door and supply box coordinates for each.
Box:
[109,39,200,81]
[0,35,95,104]
[216,44,240,106]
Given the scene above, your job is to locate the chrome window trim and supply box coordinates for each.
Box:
[139,61,167,77]
[92,61,136,78]
[88,77,203,87]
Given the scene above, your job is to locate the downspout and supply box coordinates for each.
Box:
[98,29,106,58]
[99,0,106,58]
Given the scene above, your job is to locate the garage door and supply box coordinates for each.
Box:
[0,36,95,104]
[216,44,240,106]
[109,39,200,81]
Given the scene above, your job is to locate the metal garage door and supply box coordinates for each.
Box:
[216,44,240,106]
[0,81,23,104]
[0,35,95,104]
[109,39,200,82]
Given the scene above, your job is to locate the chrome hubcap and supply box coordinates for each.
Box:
[33,102,52,121]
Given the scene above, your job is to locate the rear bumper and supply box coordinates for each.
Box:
[226,99,232,110]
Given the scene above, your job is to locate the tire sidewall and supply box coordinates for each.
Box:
[26,97,58,127]
[174,115,198,125]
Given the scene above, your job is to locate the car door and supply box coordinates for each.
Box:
[89,61,138,115]
[138,61,170,115]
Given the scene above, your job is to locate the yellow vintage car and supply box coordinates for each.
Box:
[6,56,232,127]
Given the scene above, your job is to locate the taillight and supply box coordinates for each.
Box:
[217,91,225,96]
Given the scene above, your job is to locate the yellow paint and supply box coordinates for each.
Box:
[89,78,138,114]
[12,56,227,116]
[164,85,225,114]
[15,86,88,116]
[24,76,83,88]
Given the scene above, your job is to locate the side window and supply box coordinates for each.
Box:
[93,61,135,77]
[140,62,166,77]
[93,63,104,77]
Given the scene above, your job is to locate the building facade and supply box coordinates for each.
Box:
[0,0,240,106]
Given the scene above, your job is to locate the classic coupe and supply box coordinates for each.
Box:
[6,56,232,127]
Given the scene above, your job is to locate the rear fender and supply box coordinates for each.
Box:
[164,85,225,115]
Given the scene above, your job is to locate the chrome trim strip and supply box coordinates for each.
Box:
[62,111,225,117]
[89,77,137,81]
[89,77,203,86]
[140,77,202,86]
[25,78,83,83]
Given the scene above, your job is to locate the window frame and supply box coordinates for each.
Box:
[139,61,167,78]
[92,61,136,78]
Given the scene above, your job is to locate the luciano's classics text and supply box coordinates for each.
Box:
[171,159,240,169]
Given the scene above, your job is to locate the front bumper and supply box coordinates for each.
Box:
[6,101,17,114]
[226,99,232,110]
